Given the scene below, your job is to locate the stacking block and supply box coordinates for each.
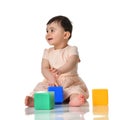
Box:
[48,86,64,104]
[34,91,54,110]
[92,89,108,106]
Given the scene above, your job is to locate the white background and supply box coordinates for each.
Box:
[0,0,120,119]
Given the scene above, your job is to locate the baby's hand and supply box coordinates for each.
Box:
[48,68,61,86]
[48,79,58,86]
[50,68,61,78]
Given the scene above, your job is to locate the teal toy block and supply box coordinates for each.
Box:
[34,91,54,110]
[48,86,64,104]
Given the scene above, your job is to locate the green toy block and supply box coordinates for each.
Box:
[34,91,54,110]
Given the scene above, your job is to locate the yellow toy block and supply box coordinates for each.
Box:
[92,89,108,106]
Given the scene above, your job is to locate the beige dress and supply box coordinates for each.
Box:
[30,45,89,100]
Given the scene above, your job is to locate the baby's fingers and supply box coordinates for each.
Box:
[54,82,58,86]
[51,68,57,73]
[48,82,58,87]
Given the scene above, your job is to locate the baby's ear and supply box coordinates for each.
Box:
[64,31,70,40]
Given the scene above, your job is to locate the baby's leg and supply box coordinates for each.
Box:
[25,81,49,107]
[25,96,34,107]
[69,93,85,107]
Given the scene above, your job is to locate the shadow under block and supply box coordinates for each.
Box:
[92,89,108,106]
[34,91,54,110]
[48,86,64,104]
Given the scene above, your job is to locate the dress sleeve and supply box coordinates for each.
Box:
[42,49,49,60]
[69,46,80,62]
[69,46,79,56]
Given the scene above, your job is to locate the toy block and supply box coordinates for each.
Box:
[92,89,108,106]
[48,86,64,104]
[34,91,54,110]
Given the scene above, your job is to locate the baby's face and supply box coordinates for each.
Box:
[45,22,67,49]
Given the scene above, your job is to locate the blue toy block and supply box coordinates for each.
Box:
[48,86,64,104]
[34,91,54,110]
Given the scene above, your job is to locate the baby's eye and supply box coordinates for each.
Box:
[50,29,54,32]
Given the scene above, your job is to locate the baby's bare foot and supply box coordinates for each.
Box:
[69,94,85,107]
[25,96,34,107]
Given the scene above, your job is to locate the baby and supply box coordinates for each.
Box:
[25,15,89,107]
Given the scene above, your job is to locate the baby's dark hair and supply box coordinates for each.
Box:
[47,15,73,39]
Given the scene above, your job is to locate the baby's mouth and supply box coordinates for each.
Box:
[48,38,53,41]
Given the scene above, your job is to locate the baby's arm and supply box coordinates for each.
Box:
[58,55,79,74]
[52,55,79,75]
[41,58,58,86]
